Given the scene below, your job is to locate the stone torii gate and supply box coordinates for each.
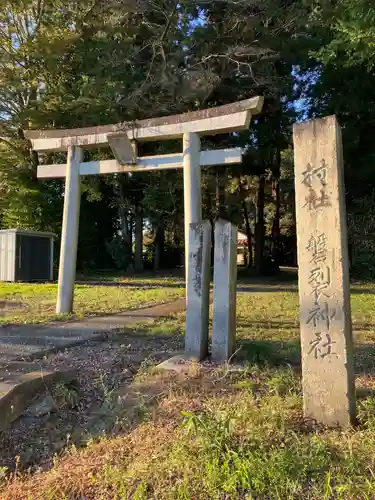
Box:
[24,97,263,315]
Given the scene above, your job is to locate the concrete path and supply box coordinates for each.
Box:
[0,298,186,363]
[0,298,186,430]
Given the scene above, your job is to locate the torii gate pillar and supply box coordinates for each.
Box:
[183,132,202,284]
[57,146,82,314]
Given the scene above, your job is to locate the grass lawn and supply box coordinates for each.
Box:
[0,275,185,324]
[4,283,375,498]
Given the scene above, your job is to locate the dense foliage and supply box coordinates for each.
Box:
[0,0,374,275]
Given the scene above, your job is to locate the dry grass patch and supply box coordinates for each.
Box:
[4,362,375,499]
[2,369,229,499]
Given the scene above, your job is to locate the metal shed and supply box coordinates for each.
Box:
[0,229,55,282]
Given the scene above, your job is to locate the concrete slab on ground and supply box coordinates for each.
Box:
[0,361,75,431]
[156,353,201,374]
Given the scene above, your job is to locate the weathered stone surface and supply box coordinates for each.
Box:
[293,115,355,427]
[37,149,243,179]
[107,132,135,165]
[0,365,75,431]
[28,394,56,417]
[156,354,201,374]
[56,145,82,314]
[183,132,202,290]
[24,97,263,140]
[212,219,238,361]
[185,220,211,360]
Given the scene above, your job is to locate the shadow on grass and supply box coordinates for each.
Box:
[76,280,185,289]
[77,282,300,295]
[351,287,375,294]
[237,318,375,332]
[75,281,375,297]
[236,339,301,367]
[236,335,375,375]
[237,319,299,330]
[237,286,298,293]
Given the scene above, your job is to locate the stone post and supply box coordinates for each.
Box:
[183,132,202,291]
[293,115,355,427]
[212,219,238,361]
[56,146,83,314]
[185,220,211,360]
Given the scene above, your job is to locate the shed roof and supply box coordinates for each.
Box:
[0,229,56,238]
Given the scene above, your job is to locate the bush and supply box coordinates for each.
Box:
[348,194,375,278]
[105,235,133,271]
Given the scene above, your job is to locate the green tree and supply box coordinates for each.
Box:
[299,0,375,274]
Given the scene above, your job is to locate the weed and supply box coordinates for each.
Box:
[358,396,375,429]
[52,381,79,409]
[181,409,234,452]
[133,356,158,383]
[94,374,116,406]
[0,467,7,487]
[266,366,301,396]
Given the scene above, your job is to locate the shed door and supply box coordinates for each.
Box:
[16,235,51,281]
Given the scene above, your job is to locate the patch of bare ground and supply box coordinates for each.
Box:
[2,359,244,499]
[0,329,183,473]
[0,301,26,310]
[0,300,30,316]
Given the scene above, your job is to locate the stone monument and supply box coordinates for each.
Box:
[212,219,238,361]
[185,221,211,360]
[293,115,356,427]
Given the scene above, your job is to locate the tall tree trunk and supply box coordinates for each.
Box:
[216,169,227,219]
[216,170,221,216]
[210,217,215,267]
[118,177,131,246]
[128,213,134,242]
[271,175,281,238]
[254,175,266,274]
[172,223,184,266]
[271,149,281,238]
[271,148,281,265]
[153,223,164,271]
[242,200,253,267]
[134,206,143,272]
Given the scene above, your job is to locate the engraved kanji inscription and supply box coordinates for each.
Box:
[304,188,330,211]
[302,159,328,188]
[308,266,331,303]
[308,332,337,359]
[302,163,314,188]
[306,233,328,265]
[307,301,336,329]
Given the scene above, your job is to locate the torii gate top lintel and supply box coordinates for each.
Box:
[24,96,263,152]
